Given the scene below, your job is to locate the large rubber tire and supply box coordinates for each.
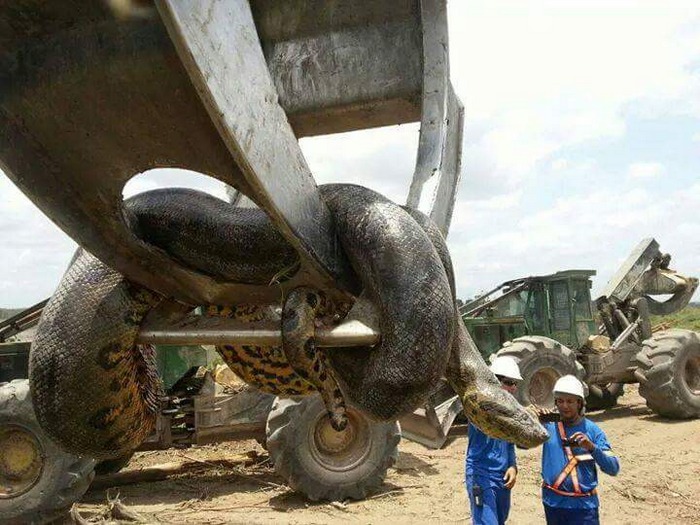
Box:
[265,395,400,501]
[634,329,700,419]
[94,452,134,476]
[586,383,624,411]
[496,336,586,407]
[0,380,95,524]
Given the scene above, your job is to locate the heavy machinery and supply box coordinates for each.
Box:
[2,294,461,519]
[0,308,400,517]
[461,238,700,415]
[0,1,465,521]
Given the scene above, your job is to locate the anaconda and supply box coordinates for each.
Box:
[29,185,547,459]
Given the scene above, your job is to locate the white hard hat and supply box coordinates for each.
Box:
[553,375,585,400]
[490,356,523,381]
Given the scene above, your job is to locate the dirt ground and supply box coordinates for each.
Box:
[73,386,700,524]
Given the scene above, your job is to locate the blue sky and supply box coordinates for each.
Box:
[1,0,699,306]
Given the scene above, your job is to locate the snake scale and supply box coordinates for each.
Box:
[29,184,547,459]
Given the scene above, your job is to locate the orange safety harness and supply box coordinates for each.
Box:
[542,422,597,498]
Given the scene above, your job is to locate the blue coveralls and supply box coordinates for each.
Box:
[465,423,516,525]
[541,418,620,525]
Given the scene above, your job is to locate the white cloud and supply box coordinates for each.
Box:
[448,0,700,193]
[123,169,231,201]
[439,1,700,302]
[550,158,569,172]
[0,175,77,306]
[450,190,522,232]
[627,162,666,179]
[449,182,700,301]
[300,124,419,205]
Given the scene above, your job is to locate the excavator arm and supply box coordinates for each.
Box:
[599,238,698,316]
[596,238,698,345]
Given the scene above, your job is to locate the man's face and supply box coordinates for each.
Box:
[555,393,582,420]
[497,376,518,395]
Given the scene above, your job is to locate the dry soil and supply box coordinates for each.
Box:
[73,386,700,524]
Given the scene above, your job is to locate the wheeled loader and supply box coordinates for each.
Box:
[461,238,700,416]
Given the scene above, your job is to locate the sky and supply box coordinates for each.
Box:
[2,0,699,307]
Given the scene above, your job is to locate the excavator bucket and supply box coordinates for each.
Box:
[0,0,463,307]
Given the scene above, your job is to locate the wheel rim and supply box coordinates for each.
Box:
[684,352,700,395]
[0,424,44,499]
[309,408,371,472]
[528,368,561,406]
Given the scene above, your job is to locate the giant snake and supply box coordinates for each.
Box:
[29,184,547,459]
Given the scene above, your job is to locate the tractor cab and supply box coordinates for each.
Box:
[461,270,597,361]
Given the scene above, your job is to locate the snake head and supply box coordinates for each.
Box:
[462,388,549,448]
[447,323,549,448]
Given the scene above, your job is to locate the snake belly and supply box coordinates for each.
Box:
[28,248,162,459]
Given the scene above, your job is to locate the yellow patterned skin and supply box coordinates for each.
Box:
[209,304,317,397]
[28,250,164,459]
[281,287,348,431]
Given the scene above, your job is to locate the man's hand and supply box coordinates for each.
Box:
[530,405,557,422]
[503,466,517,489]
[569,431,595,452]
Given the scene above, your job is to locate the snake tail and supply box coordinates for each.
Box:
[282,287,348,431]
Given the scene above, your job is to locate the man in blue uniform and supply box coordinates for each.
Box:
[536,375,620,525]
[465,356,522,524]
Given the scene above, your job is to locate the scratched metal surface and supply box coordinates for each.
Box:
[0,0,461,304]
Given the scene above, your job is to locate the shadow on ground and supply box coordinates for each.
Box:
[82,462,285,507]
[587,402,650,422]
[392,450,441,477]
[79,453,410,516]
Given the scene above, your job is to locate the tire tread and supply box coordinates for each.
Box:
[633,329,700,419]
[0,380,95,524]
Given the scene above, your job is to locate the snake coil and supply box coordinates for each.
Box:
[29,184,547,459]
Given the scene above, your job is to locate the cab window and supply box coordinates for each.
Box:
[550,281,571,331]
[573,280,592,320]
